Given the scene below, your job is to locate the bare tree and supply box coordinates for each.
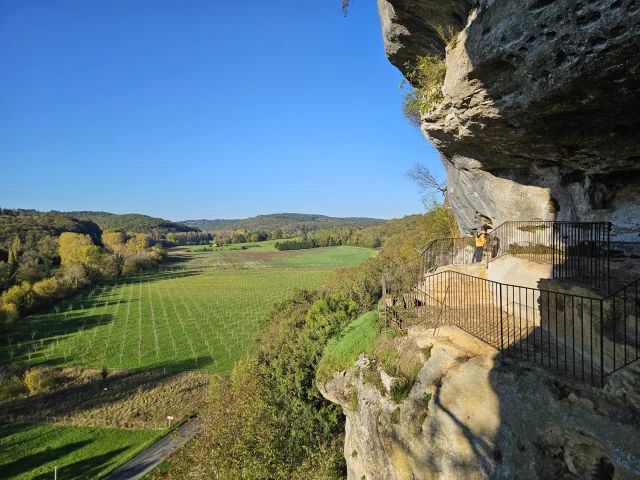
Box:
[406,163,447,206]
[341,0,351,16]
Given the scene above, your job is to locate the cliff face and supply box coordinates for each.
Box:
[318,326,640,479]
[378,0,640,238]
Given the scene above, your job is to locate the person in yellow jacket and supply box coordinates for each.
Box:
[472,225,489,263]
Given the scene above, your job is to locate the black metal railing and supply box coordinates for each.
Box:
[421,221,612,293]
[421,236,480,268]
[489,221,554,265]
[489,221,611,292]
[382,267,640,387]
[604,277,640,380]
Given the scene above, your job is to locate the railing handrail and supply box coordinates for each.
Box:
[383,264,640,386]
[413,284,449,309]
[604,276,640,300]
[420,220,613,292]
[419,238,438,254]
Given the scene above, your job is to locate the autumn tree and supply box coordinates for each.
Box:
[8,236,21,268]
[37,236,59,268]
[62,263,88,289]
[126,233,151,253]
[231,232,246,244]
[59,232,93,265]
[102,230,127,252]
[15,250,45,283]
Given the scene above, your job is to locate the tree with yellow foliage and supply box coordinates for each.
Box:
[126,233,151,253]
[58,232,93,265]
[102,230,127,252]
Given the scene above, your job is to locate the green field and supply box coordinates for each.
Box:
[0,423,162,480]
[175,244,375,269]
[190,238,284,253]
[2,245,376,374]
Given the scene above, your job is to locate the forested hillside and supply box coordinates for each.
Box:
[59,211,199,236]
[0,209,102,258]
[181,213,385,233]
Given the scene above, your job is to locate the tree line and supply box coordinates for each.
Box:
[181,213,384,235]
[274,239,318,251]
[166,228,288,246]
[56,211,199,236]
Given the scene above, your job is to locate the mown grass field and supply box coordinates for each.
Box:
[1,244,376,374]
[0,422,162,480]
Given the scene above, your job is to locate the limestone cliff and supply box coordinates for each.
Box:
[377,0,640,239]
[318,326,640,479]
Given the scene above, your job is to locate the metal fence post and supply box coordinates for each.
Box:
[600,300,605,387]
[607,223,611,294]
[499,285,505,357]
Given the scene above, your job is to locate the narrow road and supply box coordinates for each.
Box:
[106,417,198,480]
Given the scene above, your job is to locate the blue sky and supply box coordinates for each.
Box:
[0,0,443,221]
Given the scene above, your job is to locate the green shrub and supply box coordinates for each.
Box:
[32,277,67,303]
[0,375,27,401]
[0,303,19,329]
[401,55,446,123]
[24,368,56,396]
[1,282,34,315]
[274,239,318,251]
[506,244,554,255]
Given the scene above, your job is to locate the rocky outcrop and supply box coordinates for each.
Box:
[377,0,640,239]
[318,326,640,479]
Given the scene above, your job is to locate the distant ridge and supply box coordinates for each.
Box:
[53,211,199,235]
[181,213,386,233]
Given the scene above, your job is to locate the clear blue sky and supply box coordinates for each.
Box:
[0,0,443,221]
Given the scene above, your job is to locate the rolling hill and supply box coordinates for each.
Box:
[181,213,385,233]
[57,211,199,235]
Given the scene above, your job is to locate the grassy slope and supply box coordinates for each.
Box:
[1,269,331,374]
[316,311,380,382]
[0,423,163,480]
